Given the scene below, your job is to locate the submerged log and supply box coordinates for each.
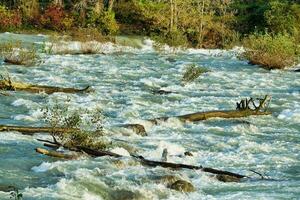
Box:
[149,95,272,124]
[35,148,78,159]
[0,80,92,94]
[37,140,248,180]
[133,155,247,179]
[0,125,76,135]
[151,109,271,124]
[0,124,144,136]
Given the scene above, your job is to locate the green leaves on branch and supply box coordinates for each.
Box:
[181,64,209,85]
[241,33,300,69]
[42,103,108,151]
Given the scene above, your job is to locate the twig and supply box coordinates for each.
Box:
[250,170,265,179]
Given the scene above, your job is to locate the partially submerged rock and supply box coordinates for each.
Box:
[169,180,195,193]
[111,189,145,200]
[121,124,147,136]
[155,175,196,193]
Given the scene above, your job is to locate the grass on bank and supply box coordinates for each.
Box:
[242,33,300,69]
[0,41,39,66]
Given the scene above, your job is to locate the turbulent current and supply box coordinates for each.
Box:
[0,33,299,200]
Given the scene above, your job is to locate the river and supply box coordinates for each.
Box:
[0,33,299,200]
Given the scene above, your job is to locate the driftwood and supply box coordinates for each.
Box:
[36,139,249,181]
[0,124,145,136]
[0,80,92,94]
[0,125,76,135]
[133,155,247,179]
[35,148,78,159]
[150,95,271,124]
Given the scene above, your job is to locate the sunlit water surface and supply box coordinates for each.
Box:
[0,33,299,200]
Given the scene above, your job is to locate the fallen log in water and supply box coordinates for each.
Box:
[0,80,92,94]
[35,148,79,159]
[151,109,271,124]
[36,145,249,181]
[0,125,76,135]
[0,124,145,136]
[150,95,272,124]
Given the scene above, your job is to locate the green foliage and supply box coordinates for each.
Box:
[90,11,119,35]
[0,5,22,30]
[264,1,296,35]
[153,29,188,47]
[0,41,39,66]
[42,103,108,150]
[231,0,269,34]
[242,33,300,69]
[181,64,209,85]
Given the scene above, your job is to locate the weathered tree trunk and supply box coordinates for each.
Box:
[150,109,271,124]
[0,80,92,94]
[133,155,247,179]
[0,125,76,135]
[170,0,175,31]
[150,95,271,124]
[36,144,248,181]
[35,148,78,159]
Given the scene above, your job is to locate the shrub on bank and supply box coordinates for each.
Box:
[242,33,300,69]
[90,11,119,35]
[0,41,39,66]
[0,5,22,30]
[40,4,73,31]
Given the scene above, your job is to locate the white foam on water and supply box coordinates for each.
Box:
[110,147,130,157]
[12,98,40,109]
[32,162,56,173]
[278,108,300,123]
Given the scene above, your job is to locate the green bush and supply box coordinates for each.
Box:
[42,104,109,151]
[0,5,22,30]
[152,29,188,47]
[181,64,209,85]
[242,33,300,69]
[90,11,119,35]
[264,1,296,35]
[0,41,39,66]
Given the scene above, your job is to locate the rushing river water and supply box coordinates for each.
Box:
[0,33,299,200]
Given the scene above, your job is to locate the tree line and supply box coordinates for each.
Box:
[0,0,300,50]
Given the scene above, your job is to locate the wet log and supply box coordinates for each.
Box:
[35,148,78,159]
[77,146,122,158]
[0,80,92,94]
[150,109,271,124]
[0,125,76,135]
[38,140,248,180]
[149,95,272,124]
[133,155,247,179]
